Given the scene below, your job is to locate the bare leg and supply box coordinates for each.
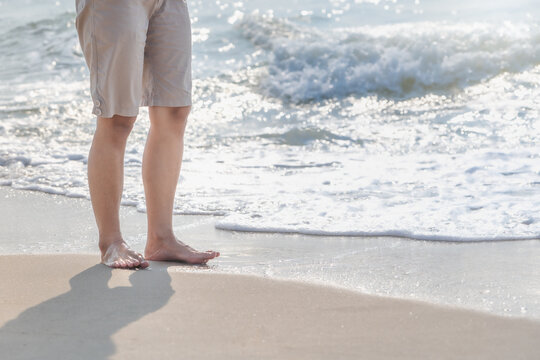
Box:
[88,115,149,269]
[143,106,220,264]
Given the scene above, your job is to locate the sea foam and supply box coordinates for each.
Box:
[1,4,539,242]
[233,13,540,102]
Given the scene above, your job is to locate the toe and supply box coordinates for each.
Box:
[129,252,149,268]
[135,254,149,268]
[127,255,139,267]
[199,252,217,262]
[203,252,214,259]
[136,254,146,265]
[131,256,142,268]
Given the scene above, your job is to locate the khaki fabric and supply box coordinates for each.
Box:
[75,0,192,118]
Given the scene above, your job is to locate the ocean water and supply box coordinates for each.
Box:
[1,0,539,241]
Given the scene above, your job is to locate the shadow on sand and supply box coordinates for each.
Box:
[0,263,175,360]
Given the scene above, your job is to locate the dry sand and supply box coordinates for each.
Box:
[0,254,539,360]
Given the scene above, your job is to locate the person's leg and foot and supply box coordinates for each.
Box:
[142,106,220,264]
[88,115,149,269]
[76,0,158,269]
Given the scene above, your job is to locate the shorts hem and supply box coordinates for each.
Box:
[140,97,192,108]
[92,108,140,119]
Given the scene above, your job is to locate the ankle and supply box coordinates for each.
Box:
[147,228,175,244]
[98,233,125,253]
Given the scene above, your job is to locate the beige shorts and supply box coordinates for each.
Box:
[75,0,192,118]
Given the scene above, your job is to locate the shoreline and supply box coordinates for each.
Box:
[4,184,538,243]
[1,254,539,359]
[1,185,540,320]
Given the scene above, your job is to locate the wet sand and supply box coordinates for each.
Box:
[1,185,539,319]
[0,254,539,360]
[1,186,540,358]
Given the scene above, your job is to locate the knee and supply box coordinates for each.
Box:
[169,105,191,121]
[97,115,136,144]
[150,106,190,135]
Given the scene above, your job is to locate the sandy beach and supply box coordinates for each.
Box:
[0,186,539,359]
[2,0,540,358]
[0,254,539,360]
[2,186,539,319]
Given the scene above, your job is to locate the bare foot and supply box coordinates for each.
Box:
[100,240,150,269]
[145,235,220,264]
